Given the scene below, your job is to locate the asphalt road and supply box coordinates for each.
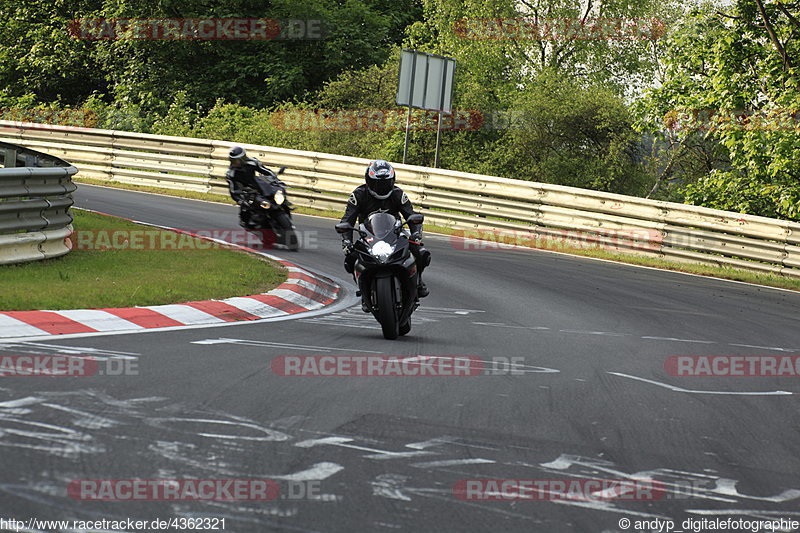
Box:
[1,184,799,533]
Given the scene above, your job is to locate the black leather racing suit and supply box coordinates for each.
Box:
[340,184,431,280]
[225,158,281,225]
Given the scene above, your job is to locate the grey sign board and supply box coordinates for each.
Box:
[396,49,456,114]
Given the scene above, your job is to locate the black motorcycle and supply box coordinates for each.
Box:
[336,212,424,339]
[234,166,299,251]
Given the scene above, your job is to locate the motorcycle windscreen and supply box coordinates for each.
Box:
[364,212,399,239]
[255,177,277,196]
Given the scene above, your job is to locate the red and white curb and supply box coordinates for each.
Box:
[0,263,339,338]
[0,212,341,338]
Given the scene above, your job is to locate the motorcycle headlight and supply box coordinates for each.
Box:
[273,190,285,205]
[371,241,395,262]
[260,200,271,209]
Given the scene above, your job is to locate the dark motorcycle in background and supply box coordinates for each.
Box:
[336,212,424,339]
[233,166,299,252]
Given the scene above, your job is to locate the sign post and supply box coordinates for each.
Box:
[396,49,456,167]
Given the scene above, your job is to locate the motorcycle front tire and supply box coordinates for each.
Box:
[274,211,299,252]
[375,276,400,340]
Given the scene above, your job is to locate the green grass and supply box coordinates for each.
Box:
[73,176,800,292]
[0,210,287,311]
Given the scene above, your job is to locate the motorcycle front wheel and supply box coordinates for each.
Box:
[274,211,299,252]
[375,276,400,340]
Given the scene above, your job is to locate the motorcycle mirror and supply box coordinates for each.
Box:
[335,222,354,234]
[406,213,424,225]
[277,166,286,175]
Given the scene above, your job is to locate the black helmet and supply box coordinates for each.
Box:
[365,160,395,199]
[229,146,247,166]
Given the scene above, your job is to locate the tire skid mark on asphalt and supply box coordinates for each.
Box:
[0,389,348,526]
[1,387,798,527]
[299,425,800,521]
[538,454,800,504]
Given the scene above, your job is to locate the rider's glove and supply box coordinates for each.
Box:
[342,240,354,255]
[410,232,423,243]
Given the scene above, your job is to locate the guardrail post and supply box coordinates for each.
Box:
[2,148,17,168]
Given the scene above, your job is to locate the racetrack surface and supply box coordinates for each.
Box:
[1,184,799,532]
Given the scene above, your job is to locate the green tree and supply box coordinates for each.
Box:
[0,0,423,114]
[640,0,800,219]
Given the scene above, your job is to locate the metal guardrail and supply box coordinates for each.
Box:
[1,120,798,278]
[0,140,77,265]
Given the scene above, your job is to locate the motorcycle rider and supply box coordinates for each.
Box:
[225,146,282,229]
[340,160,431,311]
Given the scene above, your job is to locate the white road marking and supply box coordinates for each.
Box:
[191,338,382,353]
[559,329,629,337]
[472,322,550,330]
[295,437,434,459]
[411,458,495,468]
[146,417,291,441]
[640,336,716,344]
[371,474,412,501]
[0,396,43,408]
[729,343,799,352]
[608,372,793,396]
[550,499,669,519]
[8,341,140,359]
[422,307,485,315]
[473,322,800,353]
[270,462,343,481]
[41,403,118,429]
[537,455,745,504]
[405,437,458,450]
[709,479,800,503]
